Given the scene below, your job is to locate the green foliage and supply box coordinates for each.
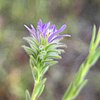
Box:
[26,90,31,100]
[23,25,100,100]
[62,26,100,100]
[1,0,100,99]
[23,34,65,100]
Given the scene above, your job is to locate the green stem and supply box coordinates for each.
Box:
[62,54,94,100]
[31,81,39,100]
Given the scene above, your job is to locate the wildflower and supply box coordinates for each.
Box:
[23,19,71,100]
[23,19,71,67]
[24,19,70,43]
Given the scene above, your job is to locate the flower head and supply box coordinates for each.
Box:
[24,19,70,43]
[23,19,71,68]
[23,20,71,100]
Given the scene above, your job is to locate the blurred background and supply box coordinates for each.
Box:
[0,0,100,100]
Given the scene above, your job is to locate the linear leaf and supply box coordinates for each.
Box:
[23,37,39,47]
[90,25,96,50]
[26,90,31,100]
[22,45,36,57]
[90,47,100,66]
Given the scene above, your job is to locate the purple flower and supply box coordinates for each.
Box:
[24,19,71,43]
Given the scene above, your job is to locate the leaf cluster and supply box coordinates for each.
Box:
[62,25,100,100]
[23,36,65,100]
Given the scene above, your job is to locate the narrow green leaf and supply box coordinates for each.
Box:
[57,49,65,53]
[37,84,45,98]
[45,43,57,50]
[34,79,46,98]
[47,49,58,53]
[90,25,96,51]
[30,44,39,52]
[30,55,37,66]
[62,83,76,100]
[26,90,31,100]
[22,45,36,57]
[73,79,87,99]
[90,47,100,66]
[95,27,100,48]
[33,66,39,80]
[47,61,58,66]
[46,55,61,59]
[23,37,39,47]
[30,63,35,81]
[45,52,61,59]
[37,78,47,97]
[42,78,47,84]
[57,44,67,48]
[41,66,49,76]
[74,64,84,85]
[23,37,39,52]
[43,58,53,62]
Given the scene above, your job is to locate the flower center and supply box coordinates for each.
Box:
[46,29,53,38]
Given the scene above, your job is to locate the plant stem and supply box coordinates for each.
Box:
[31,81,39,100]
[62,53,94,100]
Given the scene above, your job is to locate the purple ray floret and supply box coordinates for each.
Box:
[24,19,71,43]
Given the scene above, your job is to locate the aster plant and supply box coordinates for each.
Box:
[23,19,70,100]
[23,19,100,100]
